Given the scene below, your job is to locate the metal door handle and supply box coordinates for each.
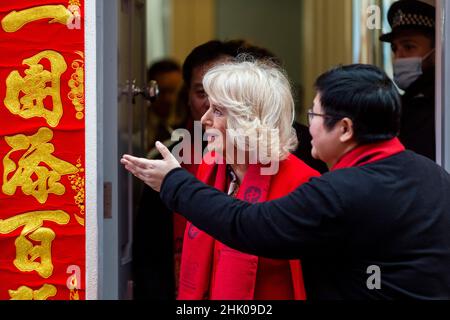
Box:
[119,80,159,104]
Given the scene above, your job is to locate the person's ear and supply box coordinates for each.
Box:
[339,118,354,143]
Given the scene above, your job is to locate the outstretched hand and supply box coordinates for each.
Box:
[120,141,181,192]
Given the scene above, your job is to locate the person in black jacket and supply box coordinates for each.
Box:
[380,0,436,161]
[123,63,450,300]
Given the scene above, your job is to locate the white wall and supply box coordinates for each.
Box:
[85,0,99,300]
[145,0,170,67]
[216,0,302,86]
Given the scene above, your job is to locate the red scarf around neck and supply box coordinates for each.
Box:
[177,152,306,300]
[332,138,405,171]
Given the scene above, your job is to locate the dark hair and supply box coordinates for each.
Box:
[314,64,401,144]
[182,41,229,87]
[182,39,282,87]
[224,39,282,66]
[147,59,181,82]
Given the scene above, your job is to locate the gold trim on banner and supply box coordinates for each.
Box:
[69,0,81,7]
[68,158,85,226]
[68,51,85,120]
[70,289,80,300]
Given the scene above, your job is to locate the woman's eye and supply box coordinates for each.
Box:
[196,90,206,98]
[213,108,223,116]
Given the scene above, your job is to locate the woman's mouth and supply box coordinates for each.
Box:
[205,131,217,143]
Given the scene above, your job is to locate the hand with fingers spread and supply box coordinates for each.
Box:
[120,141,181,192]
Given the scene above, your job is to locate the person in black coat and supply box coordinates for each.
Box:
[380,0,436,161]
[123,64,450,299]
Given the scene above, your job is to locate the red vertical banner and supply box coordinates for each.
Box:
[0,0,85,300]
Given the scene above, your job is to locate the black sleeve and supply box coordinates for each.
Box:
[161,168,346,260]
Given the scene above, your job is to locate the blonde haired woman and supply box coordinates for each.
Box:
[176,58,319,300]
[123,57,320,300]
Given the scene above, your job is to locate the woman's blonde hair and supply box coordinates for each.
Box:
[202,55,298,162]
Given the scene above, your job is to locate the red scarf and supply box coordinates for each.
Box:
[177,153,308,300]
[173,145,202,296]
[332,138,405,171]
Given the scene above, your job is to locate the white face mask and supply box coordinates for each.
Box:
[393,49,435,90]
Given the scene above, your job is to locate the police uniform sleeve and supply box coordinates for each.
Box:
[161,168,346,260]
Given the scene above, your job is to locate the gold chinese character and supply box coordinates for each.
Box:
[1,5,73,33]
[4,50,67,127]
[0,210,70,278]
[9,284,57,300]
[2,127,79,204]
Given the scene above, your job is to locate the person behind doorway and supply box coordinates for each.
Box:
[380,0,436,161]
[145,59,183,152]
[134,39,327,300]
[133,40,252,300]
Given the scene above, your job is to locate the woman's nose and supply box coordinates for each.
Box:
[201,109,212,126]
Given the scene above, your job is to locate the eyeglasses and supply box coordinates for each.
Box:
[307,109,333,125]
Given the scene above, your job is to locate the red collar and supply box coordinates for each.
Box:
[331,138,406,171]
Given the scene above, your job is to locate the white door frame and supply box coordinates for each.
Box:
[436,0,450,171]
[85,0,100,300]
[94,0,121,300]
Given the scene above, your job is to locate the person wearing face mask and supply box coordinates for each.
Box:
[380,0,436,161]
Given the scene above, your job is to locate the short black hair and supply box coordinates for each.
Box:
[147,59,181,82]
[182,40,231,87]
[182,39,282,87]
[224,39,282,66]
[314,64,401,144]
